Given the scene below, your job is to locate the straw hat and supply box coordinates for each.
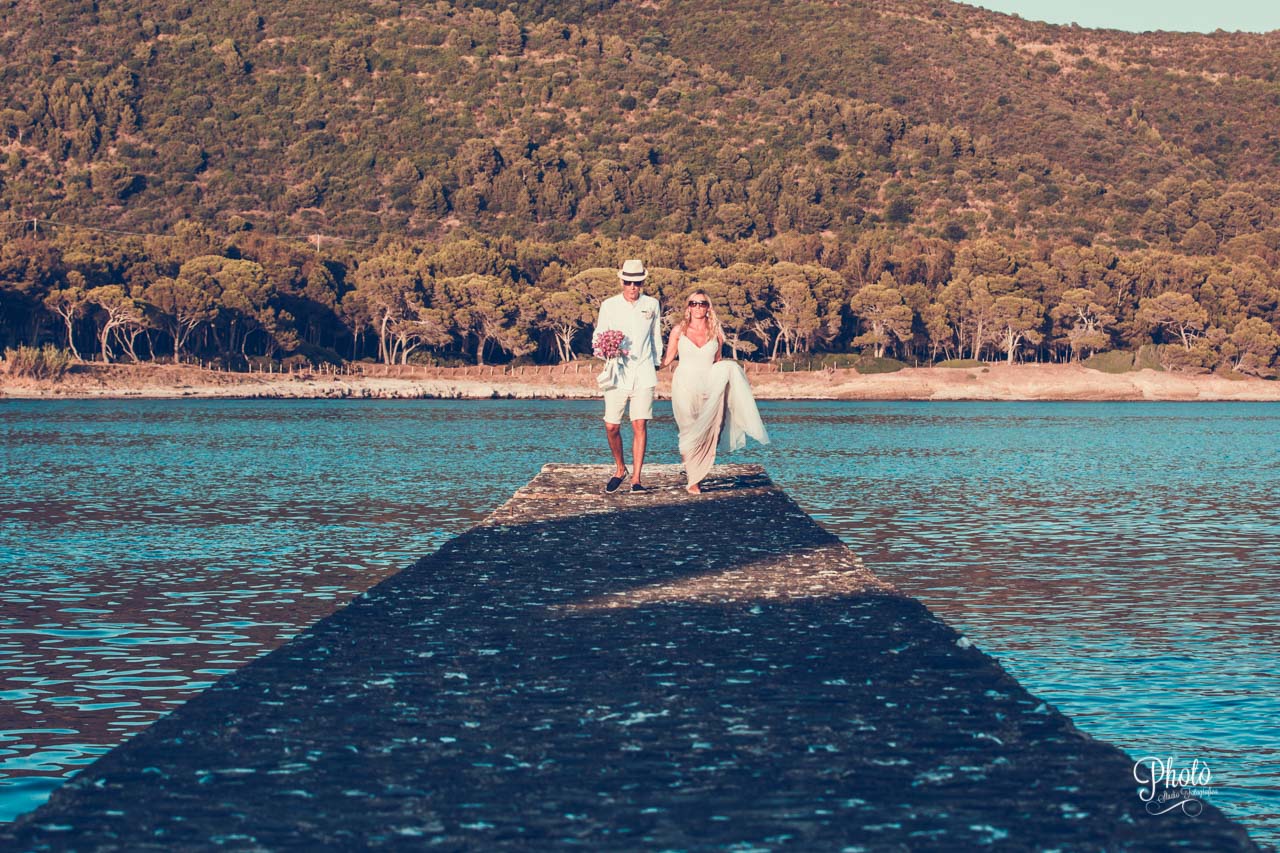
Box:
[618,259,648,282]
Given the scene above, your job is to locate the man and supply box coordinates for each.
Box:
[595,259,663,493]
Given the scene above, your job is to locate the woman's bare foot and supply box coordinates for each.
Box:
[686,483,701,494]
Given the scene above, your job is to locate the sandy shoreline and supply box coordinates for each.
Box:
[4,362,1280,402]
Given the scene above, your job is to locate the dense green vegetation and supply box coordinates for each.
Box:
[1,0,1278,374]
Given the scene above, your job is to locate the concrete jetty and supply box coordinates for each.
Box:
[3,464,1260,850]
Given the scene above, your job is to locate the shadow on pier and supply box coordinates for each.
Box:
[3,464,1261,850]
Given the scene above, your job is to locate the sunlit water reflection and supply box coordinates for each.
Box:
[1,399,1276,845]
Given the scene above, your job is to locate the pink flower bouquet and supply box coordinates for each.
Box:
[593,329,630,390]
[592,329,630,361]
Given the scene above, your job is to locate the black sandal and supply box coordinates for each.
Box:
[604,473,626,494]
[630,483,648,493]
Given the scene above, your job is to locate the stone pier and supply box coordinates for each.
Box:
[2,465,1261,850]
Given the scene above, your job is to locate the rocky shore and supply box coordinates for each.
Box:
[4,361,1280,402]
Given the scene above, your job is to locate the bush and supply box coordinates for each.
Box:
[425,355,476,368]
[246,355,278,371]
[775,353,859,371]
[1082,350,1134,374]
[854,355,907,374]
[1134,344,1164,371]
[1214,366,1249,381]
[2,344,75,379]
[936,358,983,368]
[885,198,914,223]
[814,353,864,369]
[774,353,911,372]
[1160,344,1216,374]
[290,342,344,365]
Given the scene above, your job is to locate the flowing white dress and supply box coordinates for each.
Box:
[671,335,770,487]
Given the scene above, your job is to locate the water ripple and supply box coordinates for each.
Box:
[1,399,1277,845]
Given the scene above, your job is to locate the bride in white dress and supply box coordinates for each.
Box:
[661,290,770,494]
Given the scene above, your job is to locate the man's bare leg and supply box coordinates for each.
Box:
[605,422,627,478]
[631,419,647,485]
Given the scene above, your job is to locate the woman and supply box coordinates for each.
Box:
[661,290,769,493]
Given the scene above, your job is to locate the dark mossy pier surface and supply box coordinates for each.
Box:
[5,464,1260,850]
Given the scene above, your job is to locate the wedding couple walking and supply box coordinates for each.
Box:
[594,259,769,495]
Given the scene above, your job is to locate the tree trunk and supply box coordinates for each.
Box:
[378,312,392,364]
[98,322,116,363]
[61,314,81,360]
[123,326,143,362]
[175,321,199,363]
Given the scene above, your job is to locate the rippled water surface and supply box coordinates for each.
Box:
[2,399,1277,845]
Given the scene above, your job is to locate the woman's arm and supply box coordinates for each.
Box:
[661,325,682,368]
[714,330,726,363]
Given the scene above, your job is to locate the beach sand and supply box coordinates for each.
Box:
[3,361,1279,402]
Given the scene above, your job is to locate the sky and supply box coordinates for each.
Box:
[971,1,1280,33]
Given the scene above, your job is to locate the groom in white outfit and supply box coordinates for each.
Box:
[595,259,663,493]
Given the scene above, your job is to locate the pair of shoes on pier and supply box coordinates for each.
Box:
[604,472,647,494]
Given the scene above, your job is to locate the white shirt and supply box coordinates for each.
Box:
[595,292,663,390]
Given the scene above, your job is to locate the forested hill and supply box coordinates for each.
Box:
[4,0,1280,377]
[571,0,1280,188]
[2,0,1279,251]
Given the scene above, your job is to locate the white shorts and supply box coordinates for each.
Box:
[603,385,655,424]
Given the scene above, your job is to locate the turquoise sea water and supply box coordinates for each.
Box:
[1,399,1277,845]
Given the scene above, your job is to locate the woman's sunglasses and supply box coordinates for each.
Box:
[687,300,710,308]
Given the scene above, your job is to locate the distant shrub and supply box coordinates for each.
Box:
[936,358,982,368]
[854,356,907,374]
[812,143,840,162]
[812,353,863,369]
[775,353,886,372]
[281,355,314,371]
[1159,344,1215,374]
[403,353,472,368]
[1,345,75,379]
[290,342,343,365]
[1134,344,1164,371]
[885,198,914,223]
[1082,350,1134,374]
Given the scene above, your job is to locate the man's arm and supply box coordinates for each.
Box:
[651,299,664,366]
[593,299,610,345]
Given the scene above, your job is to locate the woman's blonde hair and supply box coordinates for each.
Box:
[682,289,724,343]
